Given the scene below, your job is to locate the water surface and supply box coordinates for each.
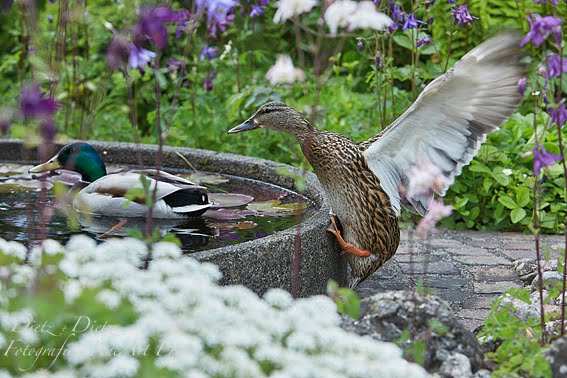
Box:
[0,164,311,253]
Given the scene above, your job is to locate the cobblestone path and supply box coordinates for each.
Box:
[355,230,565,331]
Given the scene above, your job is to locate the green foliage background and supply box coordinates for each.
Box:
[1,0,566,233]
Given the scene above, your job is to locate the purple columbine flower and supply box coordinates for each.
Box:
[549,103,567,128]
[534,0,558,4]
[250,4,264,18]
[417,35,433,47]
[19,84,59,120]
[517,77,527,96]
[0,118,9,136]
[47,15,54,23]
[132,6,188,49]
[520,14,562,47]
[402,13,426,31]
[357,41,364,53]
[167,58,185,73]
[2,0,13,13]
[533,144,562,175]
[547,53,567,78]
[452,5,477,26]
[375,52,382,68]
[128,46,157,69]
[106,36,131,70]
[40,119,57,143]
[203,71,217,91]
[447,0,456,3]
[425,0,435,8]
[197,0,236,37]
[200,45,217,61]
[388,1,404,33]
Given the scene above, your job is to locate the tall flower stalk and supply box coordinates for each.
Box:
[521,1,566,339]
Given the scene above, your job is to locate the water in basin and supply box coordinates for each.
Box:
[0,163,311,253]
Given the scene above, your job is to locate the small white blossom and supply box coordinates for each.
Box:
[273,0,318,23]
[324,0,357,35]
[502,168,513,176]
[28,246,42,267]
[347,2,392,31]
[325,1,392,35]
[42,239,63,256]
[18,327,38,344]
[0,237,429,377]
[62,281,83,303]
[0,239,27,260]
[151,242,182,259]
[264,288,293,309]
[266,55,305,85]
[96,290,122,310]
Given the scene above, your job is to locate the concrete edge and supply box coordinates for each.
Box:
[0,139,348,296]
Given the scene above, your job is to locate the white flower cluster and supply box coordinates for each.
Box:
[0,237,429,377]
[266,55,306,85]
[273,0,318,23]
[324,1,393,35]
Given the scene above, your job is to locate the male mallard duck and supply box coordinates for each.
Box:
[29,142,211,219]
[229,32,525,287]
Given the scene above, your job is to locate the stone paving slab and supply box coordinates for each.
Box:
[355,230,565,331]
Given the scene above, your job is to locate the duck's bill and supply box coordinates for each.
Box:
[227,118,258,134]
[29,156,61,173]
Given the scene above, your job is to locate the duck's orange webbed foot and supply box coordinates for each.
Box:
[326,216,371,257]
[98,219,127,239]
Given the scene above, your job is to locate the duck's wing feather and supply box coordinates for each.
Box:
[80,172,181,201]
[75,172,210,217]
[362,31,525,216]
[129,169,205,188]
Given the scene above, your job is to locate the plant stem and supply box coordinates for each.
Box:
[554,42,566,336]
[532,91,547,345]
[291,203,303,298]
[123,70,144,166]
[293,16,305,70]
[146,52,163,239]
[165,9,201,130]
[443,22,454,73]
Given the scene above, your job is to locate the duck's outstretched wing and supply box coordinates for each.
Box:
[362,31,525,216]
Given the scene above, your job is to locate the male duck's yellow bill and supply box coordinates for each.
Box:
[227,118,258,134]
[29,156,61,173]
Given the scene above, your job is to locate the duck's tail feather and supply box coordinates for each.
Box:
[164,188,211,216]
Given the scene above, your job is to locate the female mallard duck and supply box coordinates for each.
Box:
[29,142,211,219]
[229,32,525,287]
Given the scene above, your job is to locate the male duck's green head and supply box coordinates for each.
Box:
[29,142,107,182]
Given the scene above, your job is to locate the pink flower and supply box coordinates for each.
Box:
[416,199,452,238]
[406,158,449,199]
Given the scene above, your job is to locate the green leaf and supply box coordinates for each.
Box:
[516,187,531,208]
[482,177,493,193]
[470,207,480,220]
[511,208,526,224]
[392,32,414,51]
[327,279,361,320]
[498,196,518,210]
[469,163,492,174]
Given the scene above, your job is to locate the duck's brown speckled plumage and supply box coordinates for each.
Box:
[301,130,400,287]
[229,32,526,288]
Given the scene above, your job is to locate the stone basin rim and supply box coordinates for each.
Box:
[0,139,348,296]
